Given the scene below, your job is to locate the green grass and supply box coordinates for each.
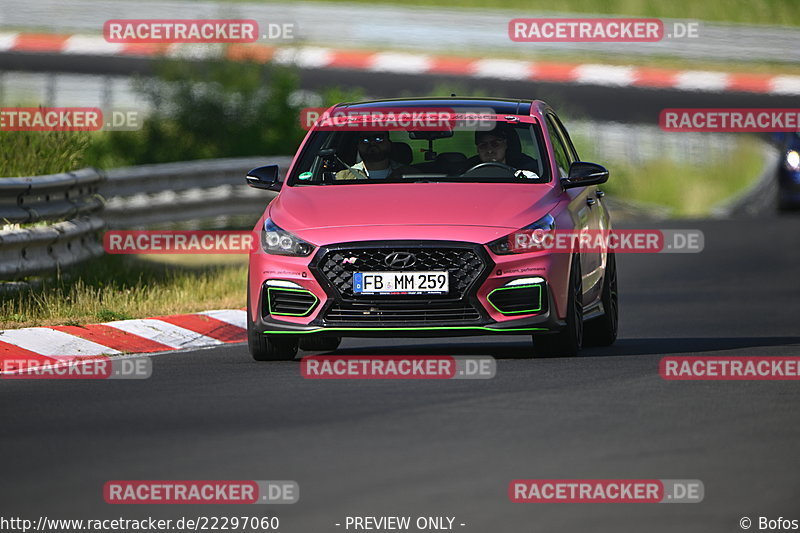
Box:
[227,0,800,26]
[573,134,765,217]
[0,254,247,329]
[0,130,91,177]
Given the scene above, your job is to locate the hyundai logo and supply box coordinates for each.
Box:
[384,251,416,269]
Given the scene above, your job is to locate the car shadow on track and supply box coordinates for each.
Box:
[310,336,800,360]
[306,338,533,359]
[581,336,800,357]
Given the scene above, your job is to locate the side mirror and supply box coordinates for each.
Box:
[562,161,609,189]
[246,165,282,191]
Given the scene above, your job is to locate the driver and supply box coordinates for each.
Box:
[335,132,410,180]
[459,126,540,177]
[476,129,509,164]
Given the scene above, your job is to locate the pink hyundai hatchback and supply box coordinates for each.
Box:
[245,98,617,360]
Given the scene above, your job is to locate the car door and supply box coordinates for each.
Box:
[546,113,603,304]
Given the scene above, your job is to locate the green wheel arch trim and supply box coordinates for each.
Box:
[263,326,547,334]
[486,284,543,315]
[266,287,319,317]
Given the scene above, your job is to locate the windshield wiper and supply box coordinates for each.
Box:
[397,174,448,182]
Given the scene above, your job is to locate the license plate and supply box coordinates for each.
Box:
[353,271,449,295]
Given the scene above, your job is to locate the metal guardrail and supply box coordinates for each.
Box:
[569,121,738,166]
[102,157,287,229]
[0,167,106,280]
[0,145,781,281]
[0,157,287,281]
[0,217,105,279]
[0,168,104,224]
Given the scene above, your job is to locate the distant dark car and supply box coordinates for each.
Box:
[778,132,800,210]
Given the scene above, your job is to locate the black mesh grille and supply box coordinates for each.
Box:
[265,287,317,317]
[487,285,544,314]
[324,300,481,325]
[316,246,486,299]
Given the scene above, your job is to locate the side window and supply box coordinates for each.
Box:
[549,113,579,161]
[516,125,544,178]
[546,117,571,178]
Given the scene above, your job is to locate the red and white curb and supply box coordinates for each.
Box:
[1,32,799,96]
[0,309,246,373]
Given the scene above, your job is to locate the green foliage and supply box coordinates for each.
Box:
[85,57,366,167]
[86,59,304,166]
[0,130,91,177]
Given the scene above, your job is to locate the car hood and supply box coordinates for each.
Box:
[269,182,560,245]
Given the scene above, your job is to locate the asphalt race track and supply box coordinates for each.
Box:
[1,215,799,532]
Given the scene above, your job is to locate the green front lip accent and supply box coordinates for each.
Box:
[263,326,547,334]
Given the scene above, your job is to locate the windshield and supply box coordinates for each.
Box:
[287,118,550,186]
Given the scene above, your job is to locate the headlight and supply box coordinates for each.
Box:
[262,219,314,256]
[487,213,556,255]
[786,150,800,171]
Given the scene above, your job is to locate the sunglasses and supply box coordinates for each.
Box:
[359,135,387,144]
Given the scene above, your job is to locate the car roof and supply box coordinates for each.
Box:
[333,97,537,117]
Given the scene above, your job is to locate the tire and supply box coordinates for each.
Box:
[533,254,583,358]
[248,330,299,361]
[584,251,619,347]
[299,336,342,352]
[247,306,298,361]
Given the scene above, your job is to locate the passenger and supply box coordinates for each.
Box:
[335,132,410,180]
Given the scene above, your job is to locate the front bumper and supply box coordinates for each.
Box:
[248,240,569,337]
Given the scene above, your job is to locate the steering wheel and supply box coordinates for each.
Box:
[461,161,517,177]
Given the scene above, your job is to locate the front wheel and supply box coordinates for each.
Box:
[249,332,299,361]
[247,312,298,361]
[533,254,583,358]
[583,251,618,347]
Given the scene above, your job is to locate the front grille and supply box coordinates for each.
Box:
[324,300,481,324]
[315,245,487,299]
